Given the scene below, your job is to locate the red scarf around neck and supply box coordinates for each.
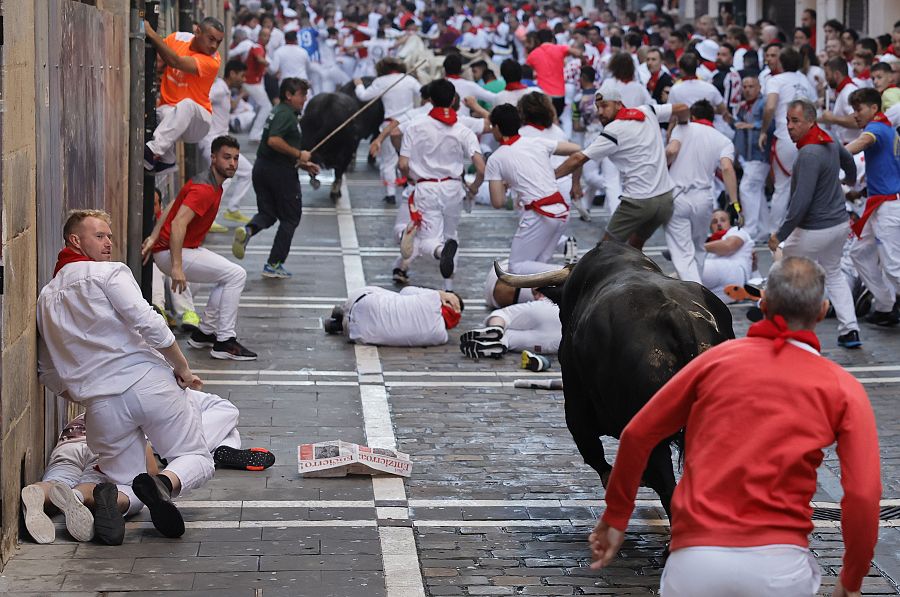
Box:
[872,112,892,126]
[446,74,462,79]
[856,68,871,80]
[526,123,546,130]
[647,70,661,93]
[835,76,854,94]
[747,314,821,353]
[795,124,833,149]
[740,97,757,112]
[505,81,526,91]
[681,74,697,81]
[429,106,458,125]
[54,247,93,277]
[706,229,727,242]
[441,305,461,329]
[615,107,646,121]
[500,134,521,145]
[692,118,714,127]
[701,59,716,71]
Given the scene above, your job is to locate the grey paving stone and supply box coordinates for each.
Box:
[131,555,259,574]
[61,573,195,592]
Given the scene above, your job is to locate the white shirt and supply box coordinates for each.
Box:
[766,71,817,140]
[494,86,539,107]
[519,123,571,185]
[356,73,420,119]
[607,79,652,108]
[831,81,861,144]
[270,44,311,83]
[206,78,231,139]
[486,136,561,205]
[399,113,481,180]
[397,103,486,136]
[228,38,254,61]
[348,286,448,347]
[705,226,753,276]
[668,78,724,109]
[668,122,735,193]
[448,77,498,116]
[266,27,286,55]
[37,262,176,402]
[583,104,675,199]
[362,39,394,63]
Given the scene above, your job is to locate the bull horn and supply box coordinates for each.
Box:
[493,260,572,288]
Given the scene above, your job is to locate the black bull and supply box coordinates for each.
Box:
[299,79,384,200]
[496,241,734,518]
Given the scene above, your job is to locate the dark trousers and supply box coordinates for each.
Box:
[551,96,565,119]
[250,157,302,265]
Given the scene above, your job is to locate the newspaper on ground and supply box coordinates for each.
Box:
[298,440,412,478]
[514,378,563,390]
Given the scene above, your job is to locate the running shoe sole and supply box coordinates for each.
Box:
[92,483,125,545]
[522,350,551,372]
[459,326,504,343]
[48,481,94,542]
[21,485,55,544]
[460,340,507,359]
[213,446,276,471]
[232,227,249,260]
[262,269,292,279]
[188,337,216,349]
[224,211,251,224]
[440,239,458,279]
[210,348,258,361]
[838,338,863,349]
[132,473,185,538]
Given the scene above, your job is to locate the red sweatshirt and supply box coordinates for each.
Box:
[602,336,881,592]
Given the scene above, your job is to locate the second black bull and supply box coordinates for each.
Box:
[299,79,384,200]
[496,241,734,520]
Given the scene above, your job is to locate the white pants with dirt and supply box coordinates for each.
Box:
[188,389,241,451]
[770,137,797,232]
[702,257,749,303]
[199,135,253,212]
[660,545,821,596]
[147,100,213,165]
[83,366,215,502]
[487,299,561,353]
[739,159,770,241]
[408,180,465,266]
[245,82,272,142]
[152,263,196,317]
[153,248,247,341]
[665,189,714,284]
[783,222,859,335]
[510,210,568,267]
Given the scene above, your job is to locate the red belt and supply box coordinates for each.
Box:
[524,191,569,219]
[851,193,899,238]
[408,178,460,226]
[770,137,791,178]
[416,177,458,184]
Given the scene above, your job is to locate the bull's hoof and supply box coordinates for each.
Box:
[330,190,342,200]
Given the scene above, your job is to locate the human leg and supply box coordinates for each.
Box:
[246,82,273,142]
[873,200,900,294]
[147,100,212,164]
[267,164,303,267]
[769,138,797,232]
[379,129,399,201]
[665,194,703,283]
[738,160,769,240]
[849,223,897,312]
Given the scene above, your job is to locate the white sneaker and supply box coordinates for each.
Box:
[48,481,94,542]
[21,485,55,544]
[400,222,417,260]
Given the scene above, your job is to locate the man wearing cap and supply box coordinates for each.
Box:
[555,81,689,250]
[696,39,721,82]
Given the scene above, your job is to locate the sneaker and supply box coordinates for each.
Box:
[460,339,507,359]
[392,268,409,285]
[323,318,343,334]
[21,485,54,544]
[746,306,763,322]
[262,262,292,279]
[662,249,672,262]
[564,237,578,264]
[331,305,345,320]
[400,222,417,260]
[521,350,551,372]
[211,337,258,361]
[865,308,900,327]
[209,222,228,233]
[439,239,458,279]
[48,481,94,542]
[188,329,217,349]
[855,288,874,317]
[837,330,863,349]
[132,473,184,538]
[384,195,396,205]
[92,483,125,546]
[224,209,251,224]
[232,226,250,260]
[153,303,177,327]
[143,145,156,171]
[213,446,276,471]
[575,202,591,222]
[459,326,505,344]
[181,310,201,333]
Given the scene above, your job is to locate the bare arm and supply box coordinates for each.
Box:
[758,93,778,149]
[268,135,303,160]
[469,152,485,193]
[821,111,857,129]
[704,235,744,255]
[488,180,507,209]
[665,138,681,165]
[370,119,400,156]
[844,132,876,155]
[167,206,196,294]
[720,157,739,206]
[463,96,491,118]
[144,20,199,75]
[157,342,202,390]
[555,152,590,178]
[398,155,410,178]
[553,141,583,156]
[141,200,177,264]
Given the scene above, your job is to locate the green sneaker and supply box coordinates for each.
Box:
[152,303,177,328]
[224,209,251,224]
[181,310,201,332]
[232,226,249,260]
[209,222,228,233]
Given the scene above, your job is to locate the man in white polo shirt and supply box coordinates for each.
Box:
[555,80,688,249]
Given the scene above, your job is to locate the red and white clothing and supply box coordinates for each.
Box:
[483,259,555,309]
[269,43,311,85]
[494,84,539,108]
[526,43,570,97]
[344,286,450,346]
[829,78,861,144]
[244,42,272,142]
[701,227,754,302]
[602,333,880,594]
[486,135,568,265]
[199,78,252,212]
[486,299,561,353]
[667,78,731,138]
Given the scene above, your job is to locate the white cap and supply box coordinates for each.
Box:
[596,80,623,103]
[697,39,719,62]
[283,7,298,18]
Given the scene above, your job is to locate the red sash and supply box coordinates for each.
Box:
[692,118,714,128]
[409,177,460,227]
[851,193,899,238]
[769,137,791,177]
[525,191,569,219]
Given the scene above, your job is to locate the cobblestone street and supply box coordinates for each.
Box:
[2,147,899,596]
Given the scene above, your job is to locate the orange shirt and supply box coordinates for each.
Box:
[159,32,220,113]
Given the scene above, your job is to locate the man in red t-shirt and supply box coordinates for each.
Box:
[589,257,880,597]
[144,17,224,174]
[524,29,582,118]
[244,28,272,143]
[142,136,257,361]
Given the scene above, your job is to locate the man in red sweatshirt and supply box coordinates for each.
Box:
[590,256,881,597]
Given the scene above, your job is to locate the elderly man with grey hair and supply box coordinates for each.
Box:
[590,256,881,597]
[767,99,862,349]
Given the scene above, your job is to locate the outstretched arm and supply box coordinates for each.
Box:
[144,20,199,75]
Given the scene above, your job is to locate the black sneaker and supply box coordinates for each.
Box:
[384,195,396,205]
[837,330,863,349]
[188,329,217,349]
[323,318,343,334]
[210,337,258,361]
[331,305,345,320]
[746,306,763,322]
[866,307,900,327]
[440,239,458,279]
[213,446,276,471]
[392,268,409,285]
[92,483,125,546]
[661,249,672,262]
[144,145,156,170]
[132,473,184,538]
[460,339,507,359]
[459,326,504,344]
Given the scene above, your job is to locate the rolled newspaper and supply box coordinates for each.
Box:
[513,378,563,390]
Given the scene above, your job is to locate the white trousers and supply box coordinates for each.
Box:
[245,82,272,142]
[147,100,213,165]
[487,299,561,353]
[152,263,196,316]
[394,186,414,241]
[379,122,400,197]
[84,366,214,502]
[483,260,552,308]
[665,189,714,284]
[849,201,900,311]
[510,210,568,266]
[199,136,253,212]
[153,247,247,341]
[702,257,749,303]
[783,222,859,334]
[770,137,797,232]
[660,545,821,597]
[739,159,770,241]
[409,181,465,267]
[309,62,350,94]
[601,158,622,214]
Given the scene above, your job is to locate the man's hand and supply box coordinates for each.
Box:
[821,110,834,125]
[143,19,157,38]
[831,580,860,597]
[463,96,479,110]
[768,233,780,253]
[758,131,768,151]
[570,181,584,201]
[174,366,203,390]
[353,78,363,87]
[369,139,382,157]
[734,122,753,130]
[588,519,625,569]
[141,235,158,265]
[170,266,188,294]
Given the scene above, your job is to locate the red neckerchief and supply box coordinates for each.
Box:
[873,112,892,126]
[747,314,821,353]
[740,97,757,112]
[596,41,606,54]
[429,106,458,125]
[706,229,727,242]
[446,74,462,79]
[526,123,546,130]
[647,70,661,93]
[53,247,93,277]
[674,47,684,59]
[795,124,833,149]
[737,44,751,51]
[618,76,633,84]
[500,134,521,145]
[701,59,716,71]
[681,74,697,81]
[441,305,461,329]
[615,107,646,121]
[856,68,871,80]
[835,76,854,94]
[505,81,526,91]
[692,118,714,127]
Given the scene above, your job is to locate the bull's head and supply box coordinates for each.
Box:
[493,261,573,288]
